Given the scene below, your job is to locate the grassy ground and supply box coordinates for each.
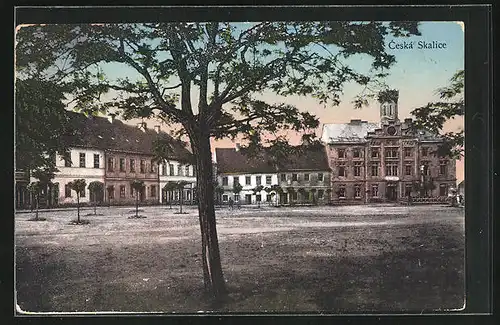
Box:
[15,205,465,313]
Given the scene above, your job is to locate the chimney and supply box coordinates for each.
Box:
[404,118,413,123]
[154,125,160,134]
[235,143,241,152]
[107,113,116,123]
[350,119,362,125]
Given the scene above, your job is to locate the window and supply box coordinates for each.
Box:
[266,175,272,184]
[64,156,72,167]
[353,148,361,158]
[281,174,286,182]
[354,162,362,177]
[318,190,324,199]
[120,185,126,198]
[185,165,190,176]
[80,188,86,197]
[371,163,379,176]
[292,192,298,200]
[234,194,240,202]
[151,185,157,197]
[107,157,114,171]
[338,186,346,198]
[422,162,430,176]
[386,163,398,176]
[151,160,156,173]
[234,177,240,185]
[245,176,251,185]
[256,176,262,185]
[222,194,228,202]
[108,186,115,200]
[372,184,379,197]
[421,147,428,156]
[338,148,346,158]
[405,184,413,197]
[65,184,71,198]
[169,164,174,175]
[177,164,182,176]
[79,153,86,167]
[439,161,448,175]
[371,148,380,158]
[140,160,145,173]
[338,163,346,177]
[93,154,100,168]
[304,173,310,181]
[266,194,272,202]
[318,173,324,182]
[256,195,261,202]
[161,164,166,176]
[404,147,412,157]
[439,184,448,196]
[385,148,398,158]
[130,159,136,172]
[354,185,361,198]
[130,185,135,197]
[222,176,228,186]
[119,158,125,172]
[405,164,413,176]
[292,174,298,181]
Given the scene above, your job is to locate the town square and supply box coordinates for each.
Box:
[15,16,466,314]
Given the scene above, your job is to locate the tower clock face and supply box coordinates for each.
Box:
[387,126,397,136]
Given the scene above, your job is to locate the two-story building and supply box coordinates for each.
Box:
[29,112,195,207]
[321,90,457,204]
[215,145,278,204]
[215,144,331,205]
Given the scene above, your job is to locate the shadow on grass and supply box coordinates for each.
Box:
[85,213,105,216]
[27,217,47,221]
[127,215,147,219]
[129,209,145,213]
[69,220,91,225]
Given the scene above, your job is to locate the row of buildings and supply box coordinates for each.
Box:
[214,91,457,205]
[15,91,457,208]
[15,112,197,208]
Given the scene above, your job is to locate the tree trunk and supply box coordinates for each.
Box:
[35,195,39,221]
[179,189,183,213]
[136,193,139,217]
[77,194,80,223]
[94,191,97,215]
[189,128,227,300]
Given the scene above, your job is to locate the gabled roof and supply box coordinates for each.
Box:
[64,111,193,162]
[321,121,379,143]
[321,119,443,143]
[215,145,330,174]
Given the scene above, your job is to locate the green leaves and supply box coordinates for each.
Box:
[68,179,87,193]
[411,69,464,159]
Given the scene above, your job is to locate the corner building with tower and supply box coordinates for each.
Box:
[321,90,456,204]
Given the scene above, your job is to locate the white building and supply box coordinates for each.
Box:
[158,161,197,204]
[53,148,106,204]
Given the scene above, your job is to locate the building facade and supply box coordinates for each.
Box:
[17,112,195,208]
[215,144,331,205]
[321,90,457,204]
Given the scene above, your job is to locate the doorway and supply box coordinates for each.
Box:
[386,183,398,201]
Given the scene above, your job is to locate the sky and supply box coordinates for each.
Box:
[24,21,464,181]
[117,21,464,181]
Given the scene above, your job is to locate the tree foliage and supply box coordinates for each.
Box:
[411,70,464,159]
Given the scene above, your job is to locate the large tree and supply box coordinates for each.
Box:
[15,22,420,300]
[411,69,464,159]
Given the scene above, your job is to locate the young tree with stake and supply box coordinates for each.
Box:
[68,179,87,224]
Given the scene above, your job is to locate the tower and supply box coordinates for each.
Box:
[378,89,399,124]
